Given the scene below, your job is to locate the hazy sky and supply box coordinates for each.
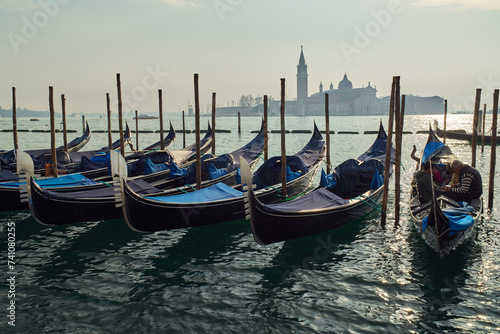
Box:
[1,0,499,115]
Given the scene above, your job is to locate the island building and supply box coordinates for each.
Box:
[216,47,444,116]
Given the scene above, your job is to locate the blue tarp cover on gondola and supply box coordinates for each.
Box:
[422,142,445,164]
[252,155,308,190]
[1,173,97,188]
[44,179,159,200]
[370,169,384,189]
[128,151,176,177]
[0,170,19,182]
[90,151,111,164]
[185,154,235,184]
[320,168,336,189]
[329,158,385,198]
[264,188,350,213]
[422,205,475,236]
[146,182,243,203]
[209,163,229,180]
[144,158,169,175]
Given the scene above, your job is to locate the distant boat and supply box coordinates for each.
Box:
[134,114,158,120]
[30,118,39,121]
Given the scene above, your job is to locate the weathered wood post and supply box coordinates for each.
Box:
[263,95,269,161]
[12,87,18,150]
[182,110,186,148]
[61,94,68,152]
[212,92,216,155]
[194,74,202,190]
[471,88,481,167]
[238,112,241,134]
[158,89,164,150]
[394,93,405,227]
[135,110,139,151]
[325,93,331,174]
[116,73,125,157]
[106,93,113,151]
[381,76,397,226]
[280,78,287,197]
[488,89,498,212]
[82,115,85,134]
[481,103,486,153]
[443,99,447,145]
[49,86,58,178]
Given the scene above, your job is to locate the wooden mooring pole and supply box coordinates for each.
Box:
[325,93,331,174]
[61,94,68,152]
[280,78,287,198]
[394,93,405,227]
[106,93,113,151]
[443,99,447,145]
[238,112,241,134]
[182,110,186,148]
[481,103,486,153]
[82,115,85,134]
[12,87,18,150]
[488,89,498,212]
[263,95,268,161]
[194,74,202,190]
[471,88,481,167]
[159,89,164,151]
[49,86,58,178]
[135,110,139,151]
[212,92,216,155]
[117,73,125,157]
[381,76,398,226]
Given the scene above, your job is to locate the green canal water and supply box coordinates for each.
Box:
[0,114,499,333]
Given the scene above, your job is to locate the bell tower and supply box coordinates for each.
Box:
[296,46,308,101]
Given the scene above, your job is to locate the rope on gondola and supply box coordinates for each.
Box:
[98,181,112,187]
[474,125,493,134]
[354,194,385,213]
[264,185,285,197]
[175,187,189,193]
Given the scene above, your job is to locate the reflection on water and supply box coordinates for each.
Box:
[0,115,499,333]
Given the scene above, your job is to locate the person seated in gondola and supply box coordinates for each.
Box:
[440,160,482,203]
[441,162,459,186]
[411,145,443,184]
[414,161,445,204]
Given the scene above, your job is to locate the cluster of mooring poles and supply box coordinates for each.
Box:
[442,88,499,213]
[6,76,499,217]
[381,76,405,227]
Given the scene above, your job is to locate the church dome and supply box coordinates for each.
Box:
[338,73,353,90]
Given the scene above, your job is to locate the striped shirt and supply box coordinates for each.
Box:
[451,165,482,197]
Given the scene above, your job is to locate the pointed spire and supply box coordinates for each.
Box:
[298,45,306,65]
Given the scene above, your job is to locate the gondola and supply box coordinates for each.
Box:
[0,122,92,173]
[409,126,482,258]
[61,121,174,179]
[26,123,258,226]
[120,122,325,232]
[3,124,207,213]
[435,120,498,144]
[241,121,393,245]
[122,121,176,161]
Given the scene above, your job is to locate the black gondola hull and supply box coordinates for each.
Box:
[29,177,119,226]
[123,164,320,232]
[250,188,384,245]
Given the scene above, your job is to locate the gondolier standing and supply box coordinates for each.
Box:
[441,160,482,203]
